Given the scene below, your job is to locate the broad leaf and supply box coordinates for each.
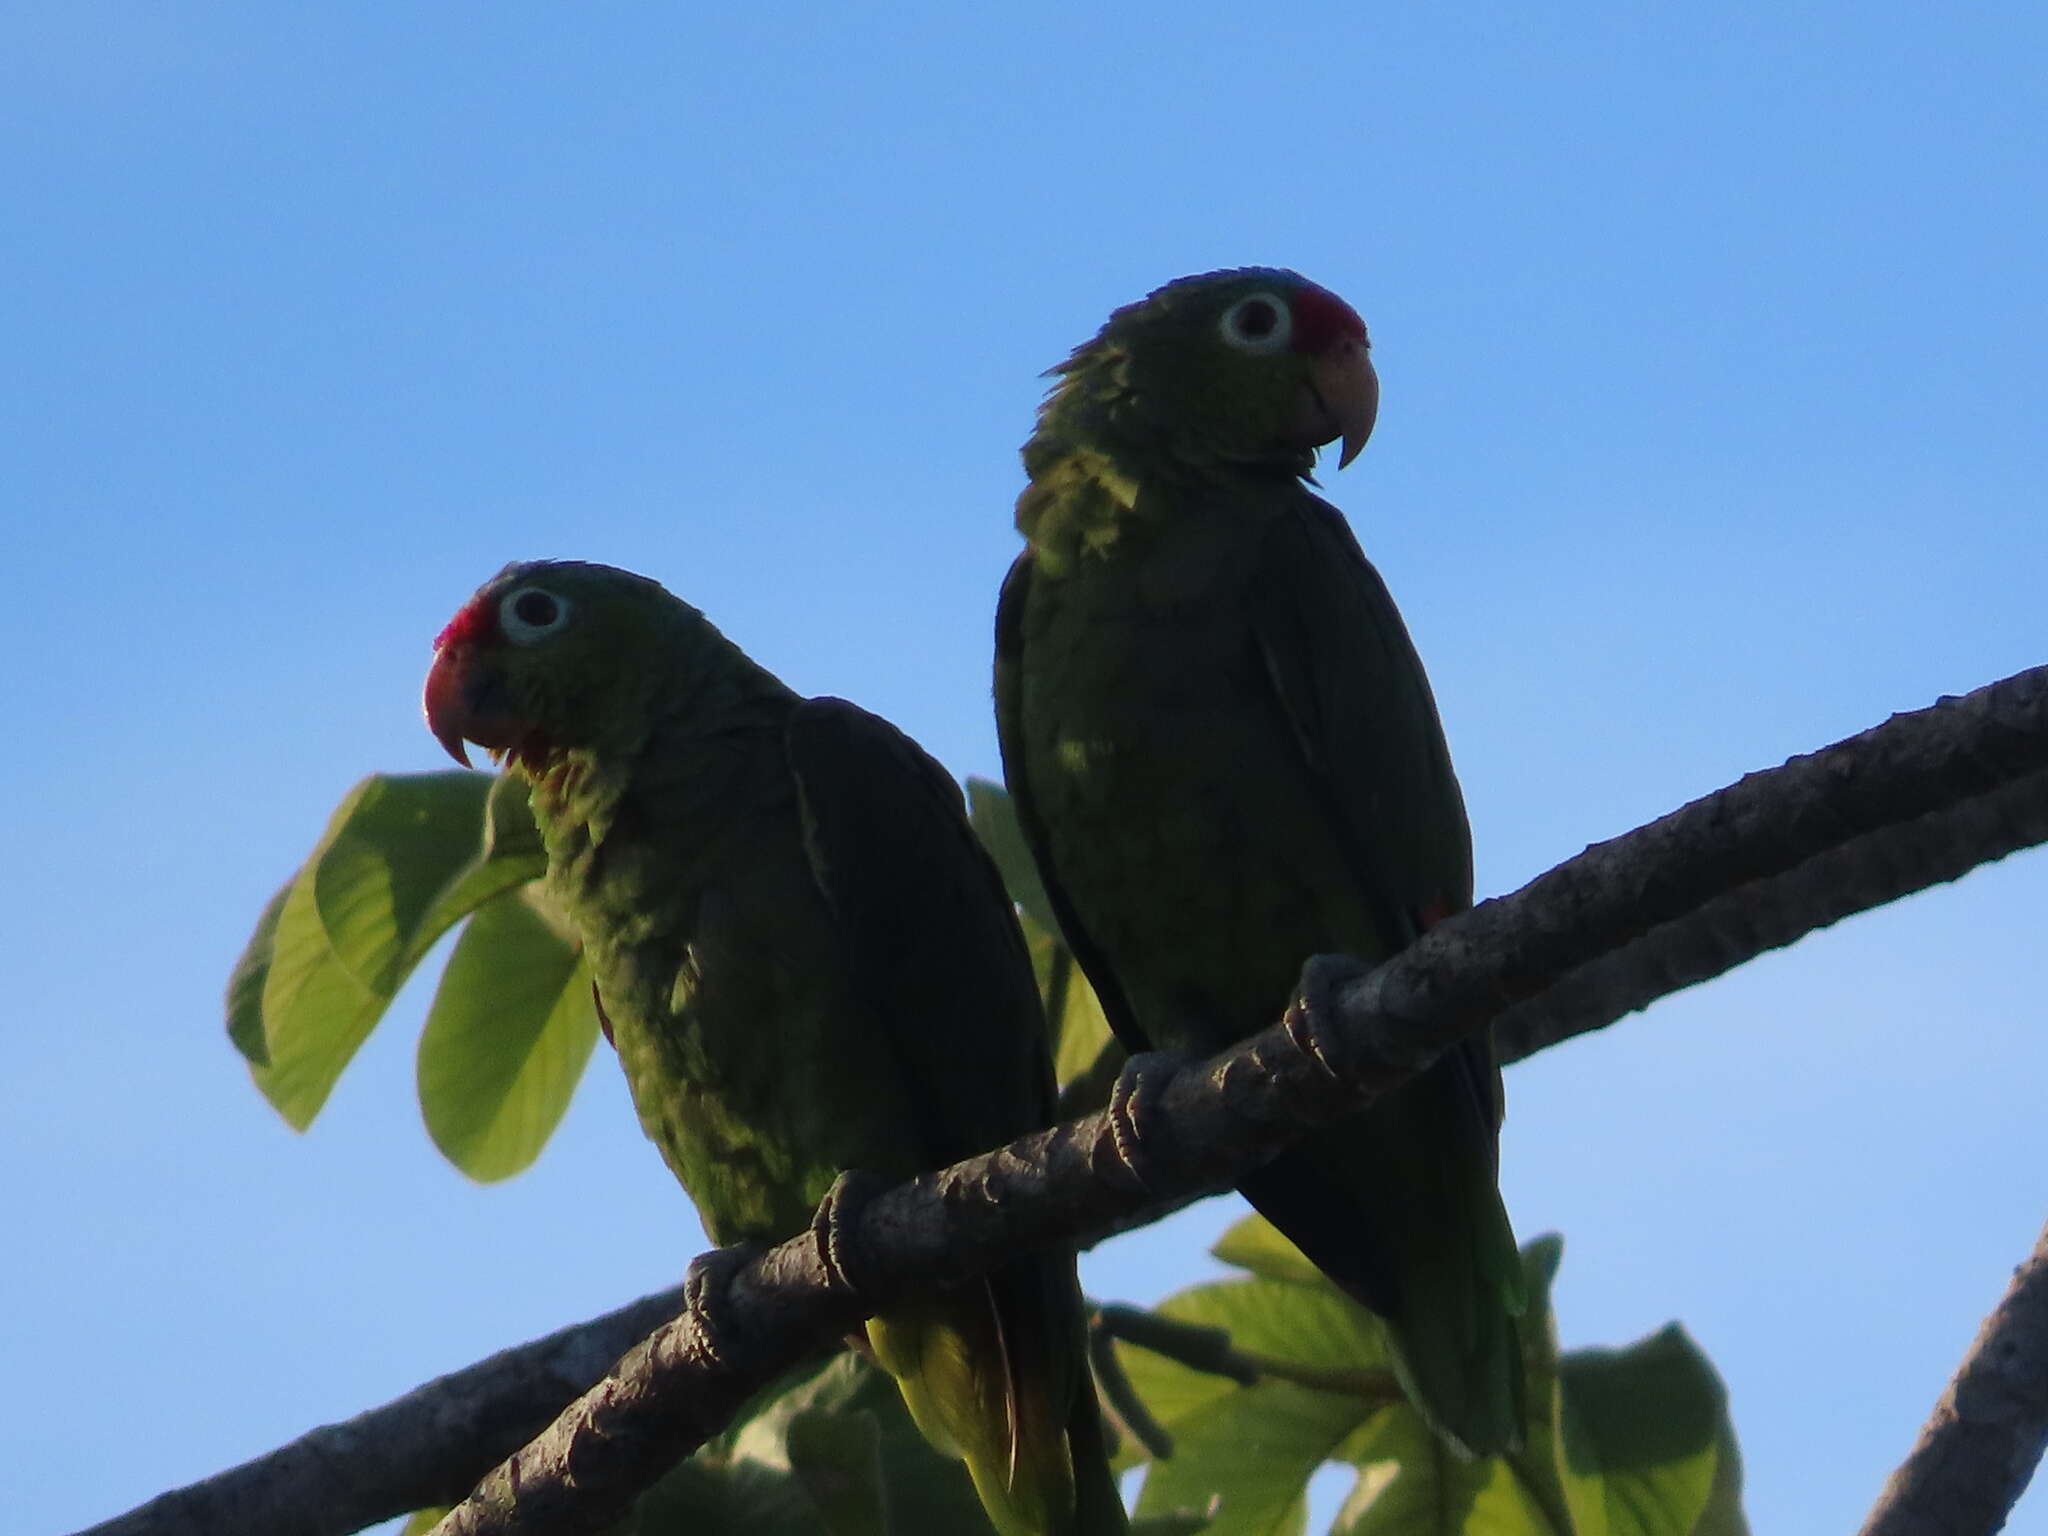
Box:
[1695,1425,1748,1536]
[1555,1325,1742,1536]
[1209,1212,1333,1290]
[1114,1271,1402,1533]
[637,1352,1000,1536]
[784,1405,888,1536]
[1121,1223,1742,1536]
[965,776,1054,933]
[1132,1515,1221,1536]
[1019,910,1115,1085]
[968,778,1114,1082]
[1329,1408,1558,1535]
[1324,1236,1575,1535]
[1506,1236,1577,1535]
[240,771,543,1129]
[417,882,599,1182]
[225,880,291,1066]
[1138,1382,1348,1536]
[620,1456,821,1536]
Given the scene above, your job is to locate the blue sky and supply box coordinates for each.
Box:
[7,4,2045,1531]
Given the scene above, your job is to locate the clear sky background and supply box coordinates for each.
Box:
[7,5,2044,1532]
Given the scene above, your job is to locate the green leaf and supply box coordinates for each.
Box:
[1115,1277,1384,1440]
[785,1405,889,1536]
[1127,1228,1744,1536]
[1519,1235,1566,1336]
[1555,1325,1738,1536]
[1132,1513,1221,1536]
[1327,1402,1564,1535]
[1210,1212,1332,1290]
[966,777,1115,1085]
[965,776,1054,933]
[1694,1423,1749,1536]
[1505,1236,1578,1536]
[1019,911,1115,1085]
[623,1455,821,1536]
[625,1352,1003,1536]
[480,765,546,864]
[225,879,291,1066]
[1134,1379,1356,1536]
[1115,1274,1401,1533]
[398,1511,450,1535]
[417,882,600,1181]
[244,771,544,1130]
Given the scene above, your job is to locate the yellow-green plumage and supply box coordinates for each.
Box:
[427,561,1124,1535]
[995,270,1526,1456]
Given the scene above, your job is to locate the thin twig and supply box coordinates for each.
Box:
[1088,1311,1181,1459]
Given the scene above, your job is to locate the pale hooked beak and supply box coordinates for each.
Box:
[1317,338,1380,468]
[422,646,476,768]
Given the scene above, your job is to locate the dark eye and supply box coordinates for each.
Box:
[499,586,571,644]
[1219,292,1293,354]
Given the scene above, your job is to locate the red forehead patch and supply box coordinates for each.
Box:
[433,595,501,653]
[1288,282,1368,353]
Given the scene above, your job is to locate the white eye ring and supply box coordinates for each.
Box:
[1218,292,1293,354]
[499,586,572,645]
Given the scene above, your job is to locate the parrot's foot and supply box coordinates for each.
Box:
[810,1168,892,1303]
[1285,953,1377,1085]
[682,1239,771,1373]
[1106,1049,1202,1195]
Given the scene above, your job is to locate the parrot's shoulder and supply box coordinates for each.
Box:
[1244,489,1477,919]
[1014,441,1144,577]
[1255,487,1374,573]
[783,696,967,840]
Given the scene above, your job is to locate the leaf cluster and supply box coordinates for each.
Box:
[228,771,597,1180]
[1112,1217,1743,1536]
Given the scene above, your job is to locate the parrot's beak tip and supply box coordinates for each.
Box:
[1311,339,1379,472]
[435,727,474,770]
[423,649,476,768]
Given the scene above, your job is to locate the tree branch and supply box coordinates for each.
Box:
[1857,1217,2048,1536]
[1494,756,2048,1063]
[75,662,2048,1536]
[65,1288,684,1536]
[417,663,2048,1536]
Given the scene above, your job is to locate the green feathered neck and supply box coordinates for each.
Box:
[513,614,795,866]
[1016,304,1317,578]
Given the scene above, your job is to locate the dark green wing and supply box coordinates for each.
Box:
[785,696,1121,1531]
[785,694,1056,1153]
[1246,497,1474,937]
[1241,496,1525,1454]
[993,554,1150,1057]
[1244,496,1500,1130]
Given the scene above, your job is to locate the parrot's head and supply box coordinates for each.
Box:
[1045,267,1378,474]
[423,559,682,775]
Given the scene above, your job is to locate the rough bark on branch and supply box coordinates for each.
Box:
[1478,666,2048,1063]
[1493,753,2048,1063]
[1857,1218,2048,1536]
[418,664,2048,1536]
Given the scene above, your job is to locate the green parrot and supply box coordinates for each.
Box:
[993,269,1525,1456]
[423,560,1125,1536]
